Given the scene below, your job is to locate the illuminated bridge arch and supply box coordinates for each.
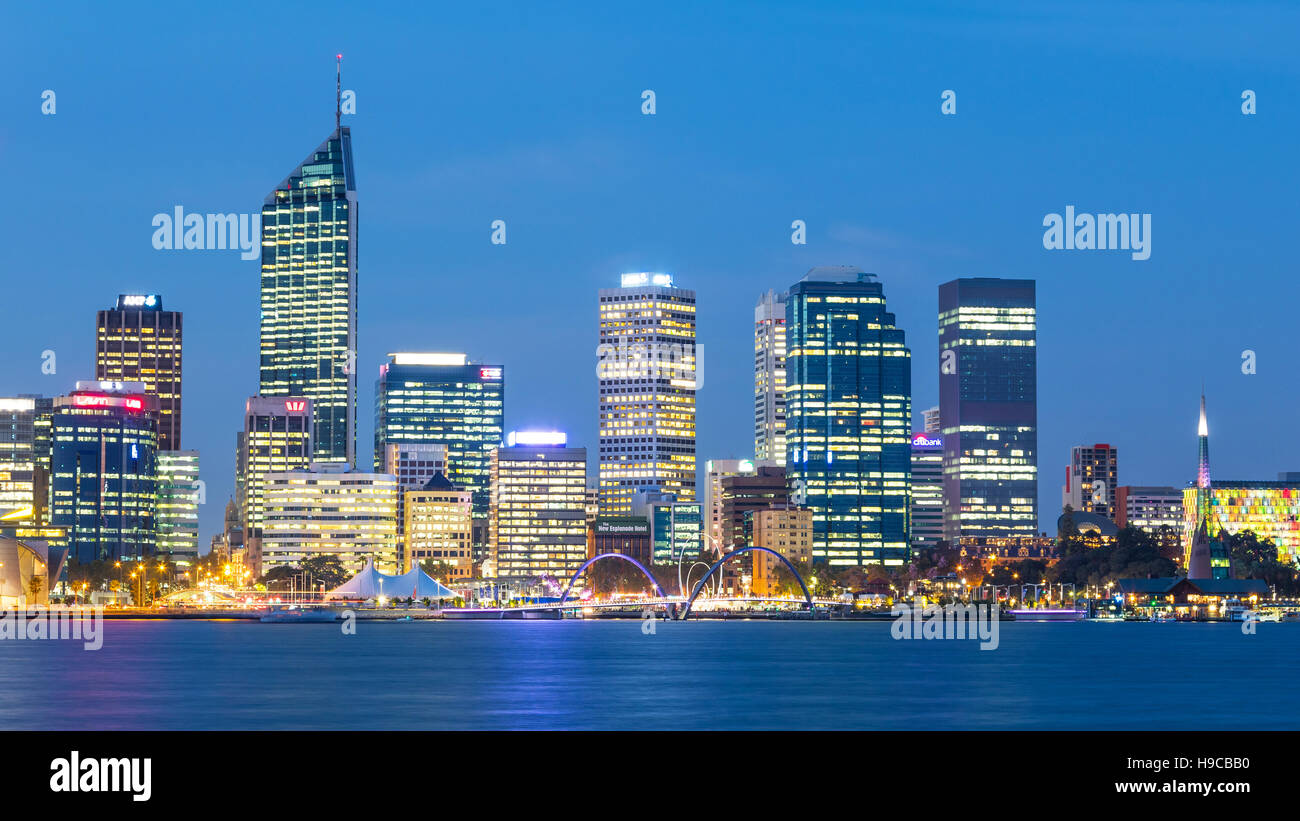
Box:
[559,553,666,606]
[681,547,812,620]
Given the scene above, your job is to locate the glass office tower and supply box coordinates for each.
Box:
[597,273,698,514]
[785,267,912,566]
[938,278,1038,540]
[0,397,45,522]
[910,432,944,550]
[157,450,200,561]
[374,353,504,517]
[259,126,357,466]
[489,432,587,580]
[235,396,313,576]
[49,381,159,563]
[96,294,183,450]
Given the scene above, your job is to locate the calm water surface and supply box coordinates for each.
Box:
[1,619,1295,730]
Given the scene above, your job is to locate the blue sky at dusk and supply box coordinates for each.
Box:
[3,1,1298,548]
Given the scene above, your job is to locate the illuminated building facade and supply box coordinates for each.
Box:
[597,273,697,514]
[404,472,473,578]
[49,381,159,563]
[259,125,357,466]
[236,396,312,575]
[156,450,200,561]
[748,506,813,596]
[0,396,49,523]
[704,459,759,556]
[922,406,940,434]
[958,535,1057,562]
[96,294,182,450]
[631,489,702,564]
[785,267,912,566]
[1182,482,1300,566]
[261,464,398,575]
[591,517,652,566]
[1062,443,1118,518]
[754,289,788,466]
[938,278,1038,540]
[1115,485,1183,559]
[383,442,448,569]
[719,466,789,553]
[490,432,587,580]
[910,432,944,549]
[374,353,504,519]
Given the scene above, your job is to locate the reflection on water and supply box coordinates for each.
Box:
[0,620,1293,730]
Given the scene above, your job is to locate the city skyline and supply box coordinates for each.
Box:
[4,2,1297,552]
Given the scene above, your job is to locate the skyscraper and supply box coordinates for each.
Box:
[259,117,357,466]
[96,294,182,450]
[0,396,47,522]
[785,267,912,566]
[597,273,697,514]
[373,353,504,518]
[49,381,159,563]
[490,431,587,580]
[938,278,1038,540]
[236,396,312,575]
[156,451,200,561]
[910,431,944,550]
[754,289,787,466]
[1062,444,1118,517]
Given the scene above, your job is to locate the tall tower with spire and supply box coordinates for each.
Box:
[257,59,358,466]
[1196,392,1211,520]
[1186,392,1232,579]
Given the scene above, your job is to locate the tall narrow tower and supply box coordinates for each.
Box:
[754,289,787,465]
[258,65,358,466]
[1186,393,1231,579]
[1196,393,1210,516]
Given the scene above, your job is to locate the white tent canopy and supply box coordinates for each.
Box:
[325,559,460,601]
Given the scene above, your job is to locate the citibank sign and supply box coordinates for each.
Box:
[911,433,942,448]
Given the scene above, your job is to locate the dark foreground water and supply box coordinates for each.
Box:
[1,619,1296,730]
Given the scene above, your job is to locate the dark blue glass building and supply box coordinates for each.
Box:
[938,278,1038,540]
[49,382,159,563]
[785,267,912,566]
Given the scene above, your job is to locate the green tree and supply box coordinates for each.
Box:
[1056,505,1088,558]
[1048,526,1176,588]
[1224,530,1300,595]
[301,554,350,589]
[27,574,45,603]
[260,564,299,591]
[420,559,455,584]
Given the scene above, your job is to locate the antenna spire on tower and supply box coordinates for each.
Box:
[336,53,342,130]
